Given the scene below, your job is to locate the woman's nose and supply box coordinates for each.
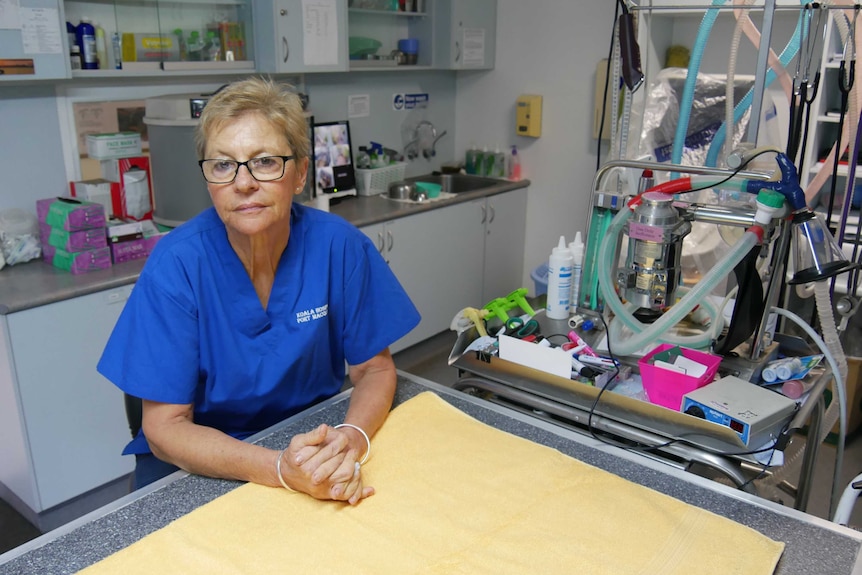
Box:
[233,163,258,190]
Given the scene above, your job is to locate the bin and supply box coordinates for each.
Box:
[531,262,549,296]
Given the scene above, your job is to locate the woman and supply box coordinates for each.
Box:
[98,77,420,505]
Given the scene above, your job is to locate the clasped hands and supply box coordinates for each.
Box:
[277,424,372,505]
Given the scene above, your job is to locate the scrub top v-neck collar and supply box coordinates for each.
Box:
[211,208,300,336]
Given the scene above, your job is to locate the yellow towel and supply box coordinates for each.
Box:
[81,392,783,574]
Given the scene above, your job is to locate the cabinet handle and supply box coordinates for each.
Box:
[387,230,394,252]
[480,204,487,224]
[282,37,290,63]
[376,231,385,254]
[455,40,461,63]
[280,9,287,15]
[488,205,496,224]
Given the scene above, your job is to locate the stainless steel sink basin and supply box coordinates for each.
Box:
[408,174,501,194]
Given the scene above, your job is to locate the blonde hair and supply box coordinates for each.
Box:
[195,76,309,161]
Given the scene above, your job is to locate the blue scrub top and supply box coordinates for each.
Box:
[98,204,420,455]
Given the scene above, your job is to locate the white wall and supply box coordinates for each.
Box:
[455,1,617,291]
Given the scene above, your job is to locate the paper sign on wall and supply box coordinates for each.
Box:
[392,93,429,111]
[302,0,339,67]
[0,0,21,30]
[462,28,485,67]
[21,7,61,54]
[348,94,370,118]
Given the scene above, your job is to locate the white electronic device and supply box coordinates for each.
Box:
[681,376,797,447]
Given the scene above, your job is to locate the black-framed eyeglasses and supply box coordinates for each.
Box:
[198,155,296,184]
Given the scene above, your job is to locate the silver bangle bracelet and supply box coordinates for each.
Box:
[334,423,371,465]
[275,447,298,492]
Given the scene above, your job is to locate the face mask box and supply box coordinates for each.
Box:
[36,197,106,232]
[69,178,117,217]
[85,132,142,160]
[100,157,154,221]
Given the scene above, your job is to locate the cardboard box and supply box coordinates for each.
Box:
[36,197,106,232]
[39,223,107,253]
[42,245,112,275]
[121,33,180,62]
[107,219,165,263]
[86,132,142,160]
[100,157,154,221]
[70,178,117,217]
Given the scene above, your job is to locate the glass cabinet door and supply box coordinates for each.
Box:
[63,0,254,74]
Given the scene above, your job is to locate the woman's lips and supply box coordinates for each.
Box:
[236,203,266,213]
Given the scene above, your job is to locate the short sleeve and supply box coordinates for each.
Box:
[97,254,201,405]
[340,233,420,365]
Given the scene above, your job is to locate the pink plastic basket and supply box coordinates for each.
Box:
[638,344,723,411]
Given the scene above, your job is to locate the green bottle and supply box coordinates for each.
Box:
[481,146,493,177]
[465,143,479,174]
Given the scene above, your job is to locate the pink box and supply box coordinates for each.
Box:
[110,237,149,263]
[36,197,106,232]
[43,245,112,275]
[39,223,107,252]
[638,344,723,411]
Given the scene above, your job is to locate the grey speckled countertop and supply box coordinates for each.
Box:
[0,179,529,315]
[0,373,859,575]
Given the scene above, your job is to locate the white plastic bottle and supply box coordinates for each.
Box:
[569,231,584,310]
[546,236,574,320]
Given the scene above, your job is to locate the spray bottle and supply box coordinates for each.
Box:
[546,236,574,320]
[569,231,584,310]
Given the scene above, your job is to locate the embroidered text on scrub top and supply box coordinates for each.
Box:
[296,304,328,323]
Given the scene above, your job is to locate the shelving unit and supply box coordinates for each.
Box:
[801,16,862,297]
[347,3,432,71]
[63,0,254,75]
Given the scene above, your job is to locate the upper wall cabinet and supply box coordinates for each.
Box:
[346,1,433,71]
[433,0,496,70]
[63,0,255,77]
[254,0,349,74]
[0,0,69,81]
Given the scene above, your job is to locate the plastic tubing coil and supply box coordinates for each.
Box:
[598,204,759,356]
[768,303,847,517]
[705,4,808,167]
[672,0,727,167]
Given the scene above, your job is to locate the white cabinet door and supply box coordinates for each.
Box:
[387,204,484,350]
[254,0,349,73]
[5,285,134,511]
[482,190,528,304]
[0,0,69,81]
[434,0,496,70]
[360,203,485,352]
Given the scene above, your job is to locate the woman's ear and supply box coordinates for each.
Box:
[297,156,310,191]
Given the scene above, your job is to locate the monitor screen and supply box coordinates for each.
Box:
[312,120,356,196]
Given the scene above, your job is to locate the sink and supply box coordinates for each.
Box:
[408,174,501,194]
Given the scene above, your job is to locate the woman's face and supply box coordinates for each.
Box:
[204,112,308,239]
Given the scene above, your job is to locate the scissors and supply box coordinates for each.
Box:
[504,317,540,339]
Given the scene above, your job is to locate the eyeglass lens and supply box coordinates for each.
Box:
[202,156,287,183]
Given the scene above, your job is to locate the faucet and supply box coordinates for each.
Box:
[423,130,448,159]
[404,120,447,161]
